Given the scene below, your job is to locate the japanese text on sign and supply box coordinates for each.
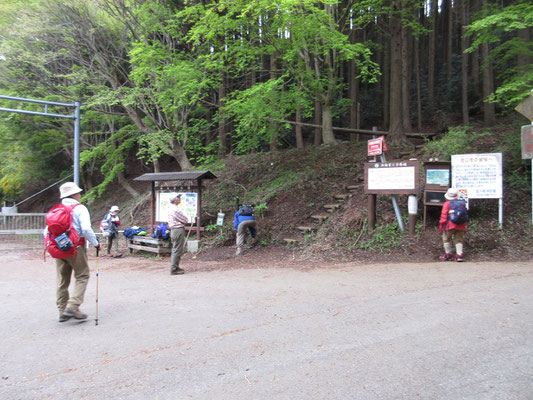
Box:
[451,153,502,199]
[368,163,415,190]
[367,136,388,156]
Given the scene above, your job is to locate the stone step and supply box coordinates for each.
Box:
[283,238,301,245]
[323,203,341,212]
[311,214,329,223]
[334,193,350,201]
[296,225,316,233]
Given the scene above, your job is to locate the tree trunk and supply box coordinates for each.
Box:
[481,0,495,125]
[445,0,453,89]
[322,105,335,144]
[117,171,139,197]
[314,101,322,146]
[427,0,438,111]
[388,7,407,145]
[470,0,481,98]
[401,18,412,132]
[172,140,193,170]
[295,107,304,148]
[383,38,390,129]
[218,72,227,156]
[414,36,422,131]
[349,54,360,141]
[460,0,470,125]
[269,54,278,151]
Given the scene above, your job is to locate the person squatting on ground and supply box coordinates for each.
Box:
[168,194,189,275]
[439,188,467,262]
[101,205,121,257]
[234,206,257,256]
[55,182,100,322]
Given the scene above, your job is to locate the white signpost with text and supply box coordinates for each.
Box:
[451,153,503,227]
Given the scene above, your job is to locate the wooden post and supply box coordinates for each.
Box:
[151,181,156,232]
[196,179,202,240]
[368,194,376,230]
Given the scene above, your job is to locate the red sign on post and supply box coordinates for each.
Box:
[367,136,388,156]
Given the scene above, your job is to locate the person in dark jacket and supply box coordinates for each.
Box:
[234,206,257,256]
[439,188,467,262]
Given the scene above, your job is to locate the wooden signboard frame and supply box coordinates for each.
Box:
[364,160,420,195]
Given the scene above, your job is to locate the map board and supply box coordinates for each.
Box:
[451,153,502,199]
[156,192,197,223]
[426,169,450,186]
[364,161,420,195]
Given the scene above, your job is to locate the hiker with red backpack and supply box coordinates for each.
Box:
[439,188,468,262]
[45,182,100,322]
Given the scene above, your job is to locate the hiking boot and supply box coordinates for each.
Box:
[112,253,122,258]
[59,312,71,323]
[456,254,464,262]
[439,253,454,261]
[236,247,243,256]
[171,267,185,275]
[62,308,88,320]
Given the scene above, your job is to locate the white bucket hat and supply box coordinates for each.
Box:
[444,188,458,200]
[59,182,83,199]
[110,205,120,214]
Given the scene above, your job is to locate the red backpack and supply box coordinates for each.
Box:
[44,203,80,259]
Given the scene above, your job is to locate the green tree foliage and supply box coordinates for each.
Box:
[466,0,533,108]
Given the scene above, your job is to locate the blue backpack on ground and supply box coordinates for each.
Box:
[152,223,170,240]
[449,200,469,224]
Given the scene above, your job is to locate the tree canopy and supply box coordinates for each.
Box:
[0,0,531,203]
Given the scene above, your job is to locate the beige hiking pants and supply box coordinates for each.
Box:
[55,246,90,314]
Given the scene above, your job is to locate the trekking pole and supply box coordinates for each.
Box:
[95,247,99,326]
[181,218,196,252]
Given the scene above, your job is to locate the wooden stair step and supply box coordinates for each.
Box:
[296,225,316,233]
[334,193,350,201]
[311,214,329,223]
[323,203,341,212]
[346,184,362,193]
[283,238,301,245]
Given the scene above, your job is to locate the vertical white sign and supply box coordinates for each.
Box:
[451,153,503,199]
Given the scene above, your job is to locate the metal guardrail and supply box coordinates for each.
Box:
[0,213,46,235]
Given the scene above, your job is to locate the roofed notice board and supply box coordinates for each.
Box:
[364,161,420,195]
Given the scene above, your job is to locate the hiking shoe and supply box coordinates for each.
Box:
[63,308,88,320]
[439,253,454,261]
[171,268,185,275]
[456,254,464,262]
[236,248,243,256]
[59,312,71,323]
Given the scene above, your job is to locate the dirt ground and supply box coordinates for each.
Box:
[1,243,532,399]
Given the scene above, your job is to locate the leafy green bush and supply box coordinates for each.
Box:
[423,127,489,161]
[358,222,404,253]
